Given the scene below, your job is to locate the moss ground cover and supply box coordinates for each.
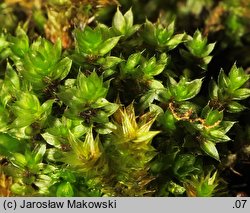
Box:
[0,0,250,197]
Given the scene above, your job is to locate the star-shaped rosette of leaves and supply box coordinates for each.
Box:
[57,71,118,133]
[180,30,216,70]
[9,91,54,131]
[11,32,72,91]
[104,103,160,196]
[74,25,120,59]
[209,63,250,112]
[142,19,187,51]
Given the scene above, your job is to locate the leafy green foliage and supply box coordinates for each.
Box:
[112,8,141,38]
[74,26,120,58]
[8,29,72,91]
[143,19,187,51]
[181,30,215,69]
[209,63,250,112]
[184,171,225,197]
[10,92,54,128]
[0,2,249,197]
[167,77,203,101]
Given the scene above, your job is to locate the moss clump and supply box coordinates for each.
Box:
[0,0,249,196]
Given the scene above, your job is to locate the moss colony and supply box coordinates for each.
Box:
[0,0,250,197]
